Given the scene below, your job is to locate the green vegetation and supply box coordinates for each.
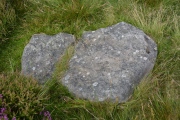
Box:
[0,0,16,42]
[0,0,179,119]
[0,73,47,119]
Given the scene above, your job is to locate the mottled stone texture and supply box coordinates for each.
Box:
[62,22,157,103]
[21,33,75,84]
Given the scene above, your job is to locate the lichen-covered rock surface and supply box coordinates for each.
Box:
[62,22,157,103]
[21,33,75,84]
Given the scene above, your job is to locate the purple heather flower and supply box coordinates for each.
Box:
[41,111,52,120]
[12,117,16,120]
[0,108,6,113]
[3,114,8,120]
[48,116,52,120]
[44,111,50,116]
[0,94,2,99]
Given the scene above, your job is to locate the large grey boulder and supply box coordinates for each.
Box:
[62,22,157,103]
[21,33,75,84]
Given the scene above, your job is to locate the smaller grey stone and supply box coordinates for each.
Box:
[21,33,75,84]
